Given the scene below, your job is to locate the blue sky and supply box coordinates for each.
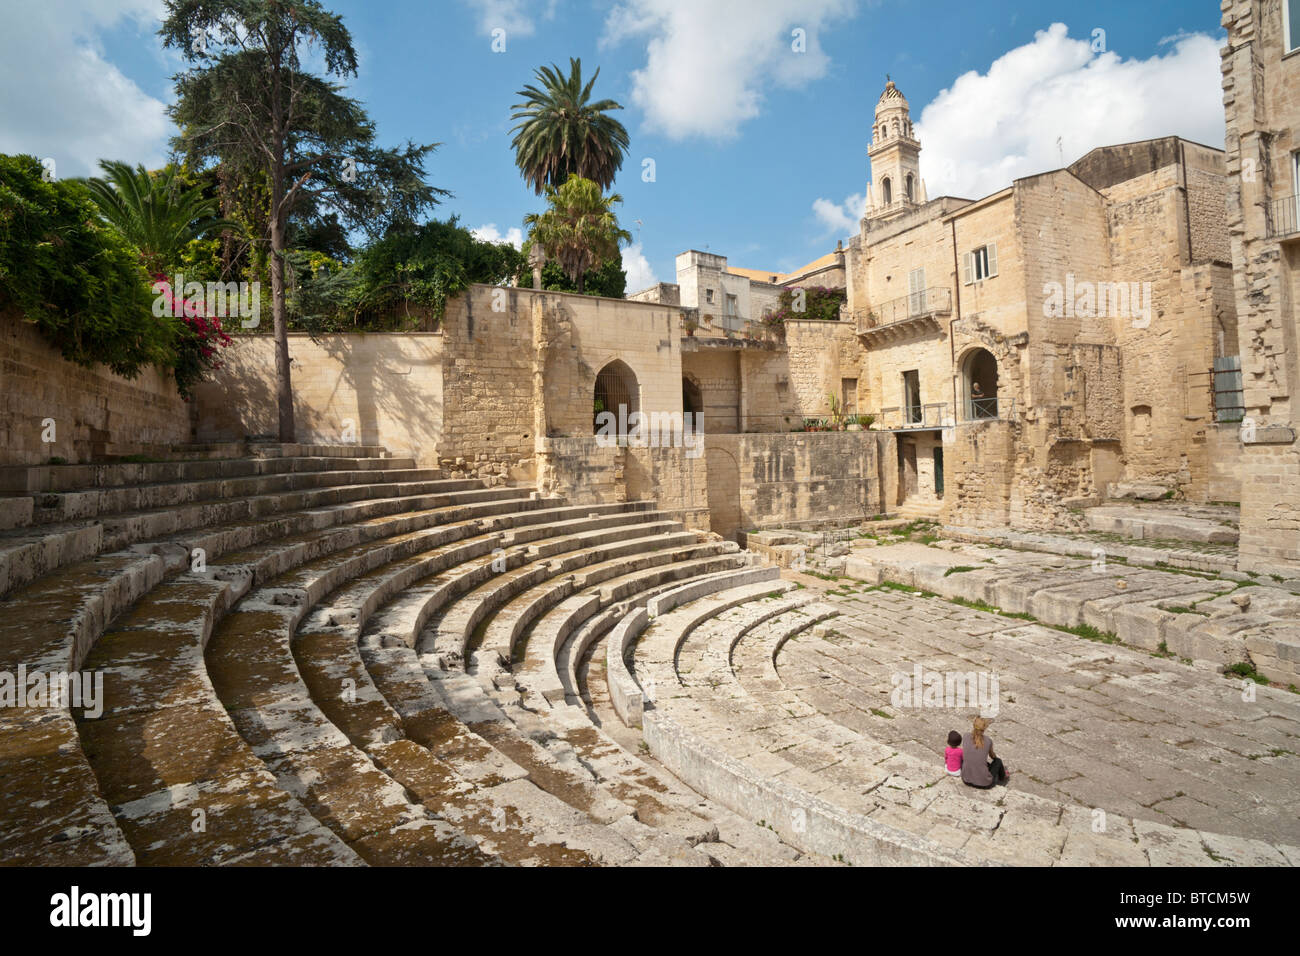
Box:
[1,0,1228,288]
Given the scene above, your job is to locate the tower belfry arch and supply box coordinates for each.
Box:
[865,78,925,222]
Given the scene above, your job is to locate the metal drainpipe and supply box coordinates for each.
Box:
[950,216,962,418]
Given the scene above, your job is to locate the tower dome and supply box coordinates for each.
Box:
[874,78,909,117]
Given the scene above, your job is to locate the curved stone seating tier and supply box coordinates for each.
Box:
[0,468,500,599]
[211,497,722,864]
[511,543,744,706]
[0,467,546,864]
[444,525,699,683]
[609,581,1300,866]
[362,508,663,657]
[62,499,658,865]
[606,567,786,728]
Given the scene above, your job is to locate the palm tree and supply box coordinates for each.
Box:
[511,58,630,194]
[82,160,235,275]
[523,176,631,294]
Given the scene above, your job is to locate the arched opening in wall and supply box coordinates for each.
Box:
[1131,404,1153,449]
[961,348,999,420]
[593,359,640,436]
[682,374,703,419]
[881,177,892,205]
[905,174,915,202]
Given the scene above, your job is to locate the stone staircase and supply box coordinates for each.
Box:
[893,498,943,522]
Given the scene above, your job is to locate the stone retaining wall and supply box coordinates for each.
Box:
[0,308,190,465]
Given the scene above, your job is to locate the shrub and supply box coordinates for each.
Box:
[0,154,174,377]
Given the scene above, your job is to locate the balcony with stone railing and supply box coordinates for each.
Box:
[853,287,952,344]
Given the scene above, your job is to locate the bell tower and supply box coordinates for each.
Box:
[865,77,924,222]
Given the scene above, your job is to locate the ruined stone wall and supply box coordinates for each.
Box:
[1222,0,1300,570]
[1,307,190,465]
[942,420,1017,527]
[704,431,887,539]
[439,287,534,472]
[625,444,710,528]
[535,289,682,439]
[783,320,863,421]
[193,330,443,464]
[682,349,741,433]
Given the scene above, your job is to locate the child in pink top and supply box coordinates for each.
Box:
[945,730,963,775]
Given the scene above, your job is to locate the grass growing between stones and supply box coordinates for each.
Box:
[948,595,1035,620]
[1226,661,1269,685]
[943,565,978,576]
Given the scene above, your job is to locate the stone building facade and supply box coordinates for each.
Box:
[843,80,1241,529]
[1222,0,1300,571]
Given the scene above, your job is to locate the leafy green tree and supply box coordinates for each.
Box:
[0,154,173,376]
[511,58,630,194]
[161,0,446,441]
[520,249,626,299]
[289,218,525,332]
[523,176,630,294]
[81,160,235,275]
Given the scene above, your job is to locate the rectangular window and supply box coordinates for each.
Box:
[705,288,714,304]
[963,243,998,284]
[1288,0,1300,53]
[726,293,738,316]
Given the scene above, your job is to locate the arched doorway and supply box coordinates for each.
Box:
[594,359,640,436]
[961,348,999,420]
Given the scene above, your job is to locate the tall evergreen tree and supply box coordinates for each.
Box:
[160,0,445,441]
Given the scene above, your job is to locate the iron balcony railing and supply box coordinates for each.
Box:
[962,395,1017,422]
[877,402,949,430]
[857,287,953,332]
[1266,196,1300,239]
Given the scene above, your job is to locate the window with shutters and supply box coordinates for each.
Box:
[963,243,998,284]
[1288,0,1300,53]
[907,268,926,315]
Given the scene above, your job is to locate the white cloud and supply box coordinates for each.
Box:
[0,0,170,178]
[461,0,558,38]
[621,242,657,291]
[601,0,858,140]
[812,192,864,237]
[472,223,525,248]
[914,23,1226,201]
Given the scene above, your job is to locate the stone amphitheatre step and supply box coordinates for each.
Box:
[0,478,549,864]
[16,465,445,527]
[606,567,788,729]
[0,453,417,496]
[0,470,502,598]
[550,555,760,704]
[328,513,812,865]
[73,575,362,866]
[510,543,743,706]
[442,524,697,680]
[943,526,1242,576]
[226,498,718,864]
[617,581,1299,866]
[205,593,503,866]
[844,541,1300,685]
[1084,503,1239,545]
